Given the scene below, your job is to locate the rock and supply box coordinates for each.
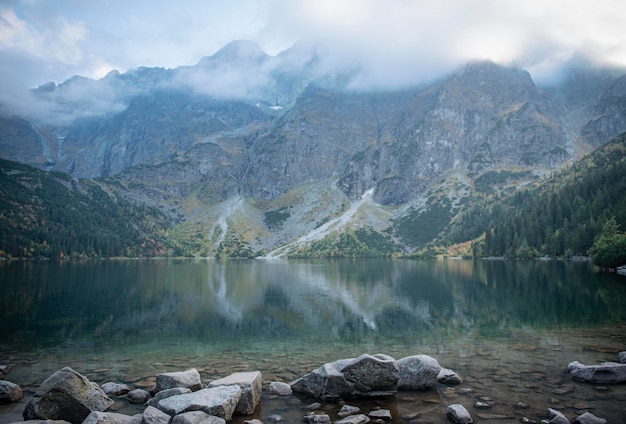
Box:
[83,411,136,424]
[573,412,607,424]
[303,414,332,424]
[307,402,322,410]
[397,355,441,390]
[127,389,152,404]
[156,386,241,421]
[243,420,264,424]
[619,351,626,364]
[268,381,292,396]
[437,368,462,385]
[335,414,371,424]
[22,367,114,424]
[446,404,473,424]
[547,408,570,424]
[141,406,172,424]
[338,405,360,417]
[147,388,192,407]
[101,382,131,397]
[156,369,202,392]
[0,380,22,403]
[208,371,262,415]
[474,401,490,409]
[290,354,398,400]
[171,411,225,424]
[567,361,626,383]
[0,364,8,374]
[266,414,284,422]
[368,409,391,420]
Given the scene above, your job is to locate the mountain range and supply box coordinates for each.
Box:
[1,40,626,258]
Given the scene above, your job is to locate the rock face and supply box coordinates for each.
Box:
[208,371,262,415]
[290,354,399,400]
[156,386,241,421]
[156,369,203,392]
[22,367,114,424]
[397,355,442,390]
[567,361,626,384]
[0,380,22,403]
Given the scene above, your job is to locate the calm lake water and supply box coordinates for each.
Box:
[1,258,625,423]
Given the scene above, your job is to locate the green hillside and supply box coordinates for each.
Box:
[443,132,626,261]
[0,158,171,259]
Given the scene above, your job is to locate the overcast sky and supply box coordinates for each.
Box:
[1,0,626,89]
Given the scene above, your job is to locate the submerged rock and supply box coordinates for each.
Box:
[567,361,626,384]
[101,382,131,397]
[303,413,332,424]
[290,354,398,400]
[22,367,113,424]
[335,414,371,424]
[208,371,262,415]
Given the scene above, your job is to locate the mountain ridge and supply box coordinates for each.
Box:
[1,41,626,257]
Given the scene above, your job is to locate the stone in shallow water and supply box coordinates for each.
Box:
[100,382,131,397]
[172,410,225,424]
[82,411,135,424]
[573,412,607,424]
[567,361,626,384]
[156,369,202,392]
[269,381,292,396]
[147,387,192,407]
[157,386,241,421]
[127,388,151,404]
[437,367,463,385]
[446,404,473,424]
[303,413,332,424]
[368,409,391,420]
[397,355,441,390]
[0,380,22,403]
[335,413,371,424]
[23,367,113,424]
[208,371,262,415]
[338,405,360,417]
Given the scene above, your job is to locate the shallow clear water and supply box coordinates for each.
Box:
[0,258,625,423]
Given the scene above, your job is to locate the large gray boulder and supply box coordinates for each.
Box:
[567,361,626,384]
[397,355,441,390]
[156,386,241,421]
[208,371,262,415]
[0,380,22,403]
[156,369,202,392]
[22,367,113,424]
[290,354,398,401]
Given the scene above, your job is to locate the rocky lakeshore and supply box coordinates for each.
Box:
[1,352,625,424]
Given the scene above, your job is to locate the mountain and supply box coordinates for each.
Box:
[1,41,626,258]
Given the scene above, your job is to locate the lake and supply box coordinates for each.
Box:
[1,258,625,423]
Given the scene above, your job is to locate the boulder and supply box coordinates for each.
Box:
[142,405,172,424]
[547,408,570,424]
[268,381,292,396]
[127,389,152,404]
[0,380,22,403]
[303,414,332,424]
[171,411,225,424]
[22,367,113,424]
[101,382,131,397]
[397,355,441,390]
[437,368,463,385]
[208,371,262,415]
[573,412,607,424]
[290,354,398,400]
[156,386,241,421]
[567,361,626,384]
[147,388,192,407]
[156,369,202,392]
[335,414,371,424]
[446,404,473,424]
[83,411,135,424]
